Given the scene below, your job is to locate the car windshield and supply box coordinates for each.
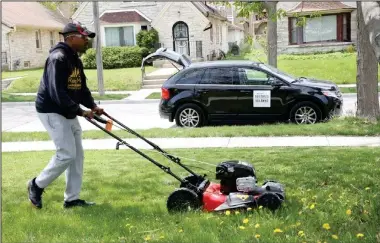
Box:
[259,63,297,83]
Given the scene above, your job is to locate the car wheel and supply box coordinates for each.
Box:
[175,103,205,128]
[290,101,321,125]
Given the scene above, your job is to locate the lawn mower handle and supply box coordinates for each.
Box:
[85,113,205,192]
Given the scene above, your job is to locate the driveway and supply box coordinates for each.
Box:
[1,94,377,132]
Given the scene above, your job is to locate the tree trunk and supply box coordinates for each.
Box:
[356,2,380,119]
[361,2,380,63]
[263,2,277,67]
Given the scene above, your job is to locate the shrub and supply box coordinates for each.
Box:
[81,46,145,69]
[136,28,159,53]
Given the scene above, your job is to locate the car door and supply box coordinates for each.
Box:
[195,67,241,120]
[236,66,290,119]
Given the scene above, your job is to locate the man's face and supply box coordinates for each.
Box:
[70,34,89,53]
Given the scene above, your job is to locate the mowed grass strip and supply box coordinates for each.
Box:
[2,147,379,243]
[1,92,129,102]
[2,117,380,142]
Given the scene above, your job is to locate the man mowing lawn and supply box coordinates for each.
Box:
[27,21,104,209]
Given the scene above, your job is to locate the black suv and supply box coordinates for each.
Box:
[142,48,343,127]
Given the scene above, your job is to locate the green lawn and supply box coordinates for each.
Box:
[229,51,380,85]
[2,147,379,243]
[2,66,156,93]
[1,92,129,102]
[2,117,380,142]
[146,92,161,99]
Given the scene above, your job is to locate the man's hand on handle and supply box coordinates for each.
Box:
[92,106,104,115]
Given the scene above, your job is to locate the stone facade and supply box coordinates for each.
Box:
[72,1,229,61]
[276,2,357,55]
[2,25,11,71]
[4,27,62,70]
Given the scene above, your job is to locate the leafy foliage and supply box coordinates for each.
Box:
[81,46,146,69]
[136,28,159,54]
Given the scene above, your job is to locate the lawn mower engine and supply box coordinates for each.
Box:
[204,160,286,212]
[167,160,285,213]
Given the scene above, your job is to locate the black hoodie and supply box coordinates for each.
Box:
[35,42,96,119]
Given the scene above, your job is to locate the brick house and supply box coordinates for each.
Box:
[71,1,246,61]
[2,2,69,71]
[276,1,357,54]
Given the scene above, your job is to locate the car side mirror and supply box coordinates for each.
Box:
[269,78,283,87]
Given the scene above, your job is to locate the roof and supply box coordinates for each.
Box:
[189,60,261,68]
[192,2,227,21]
[99,10,151,23]
[288,1,356,14]
[2,2,68,29]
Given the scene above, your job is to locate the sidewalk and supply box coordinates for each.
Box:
[3,136,379,152]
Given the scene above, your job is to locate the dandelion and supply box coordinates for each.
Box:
[365,187,370,190]
[296,222,301,227]
[247,207,252,211]
[332,234,339,240]
[225,210,231,216]
[255,234,260,239]
[235,211,240,215]
[298,231,305,237]
[144,235,151,241]
[255,223,260,228]
[307,189,311,192]
[274,228,283,233]
[259,206,263,209]
[309,203,315,209]
[346,209,352,215]
[322,223,331,230]
[356,233,364,238]
[239,226,246,230]
[178,229,183,233]
[243,218,249,224]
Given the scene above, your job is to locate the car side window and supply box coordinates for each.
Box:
[238,68,271,85]
[200,67,234,85]
[176,69,206,84]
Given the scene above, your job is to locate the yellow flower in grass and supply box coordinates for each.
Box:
[255,223,260,228]
[356,233,364,238]
[239,226,246,230]
[323,223,331,230]
[243,218,249,224]
[346,209,352,215]
[296,222,301,227]
[178,229,183,233]
[225,210,231,216]
[255,234,260,239]
[309,203,316,209]
[274,228,283,233]
[298,231,305,237]
[259,205,263,209]
[144,235,151,241]
[247,207,252,211]
[332,234,339,240]
[365,187,370,190]
[235,211,240,215]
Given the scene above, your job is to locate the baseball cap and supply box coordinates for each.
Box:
[59,21,96,38]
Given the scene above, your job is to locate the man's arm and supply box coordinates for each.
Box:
[46,57,84,116]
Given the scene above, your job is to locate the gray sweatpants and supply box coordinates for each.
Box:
[35,112,84,202]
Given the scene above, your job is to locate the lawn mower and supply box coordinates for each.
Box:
[86,112,286,213]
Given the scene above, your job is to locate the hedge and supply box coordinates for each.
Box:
[81,46,149,69]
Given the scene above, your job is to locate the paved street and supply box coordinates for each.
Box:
[1,94,378,132]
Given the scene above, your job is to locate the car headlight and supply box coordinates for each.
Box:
[322,90,338,98]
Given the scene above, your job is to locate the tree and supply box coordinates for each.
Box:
[355,2,380,120]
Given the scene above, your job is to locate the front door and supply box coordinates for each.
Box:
[173,21,189,56]
[235,66,291,120]
[195,67,241,120]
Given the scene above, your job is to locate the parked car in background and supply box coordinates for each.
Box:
[142,48,343,128]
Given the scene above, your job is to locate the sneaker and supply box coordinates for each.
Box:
[27,178,44,209]
[63,199,96,208]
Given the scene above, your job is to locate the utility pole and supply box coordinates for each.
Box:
[92,1,105,96]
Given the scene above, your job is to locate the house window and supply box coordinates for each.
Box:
[289,13,351,45]
[50,31,55,47]
[36,30,42,49]
[141,25,148,31]
[105,26,135,46]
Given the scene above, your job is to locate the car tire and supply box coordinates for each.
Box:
[289,101,322,125]
[175,103,205,128]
